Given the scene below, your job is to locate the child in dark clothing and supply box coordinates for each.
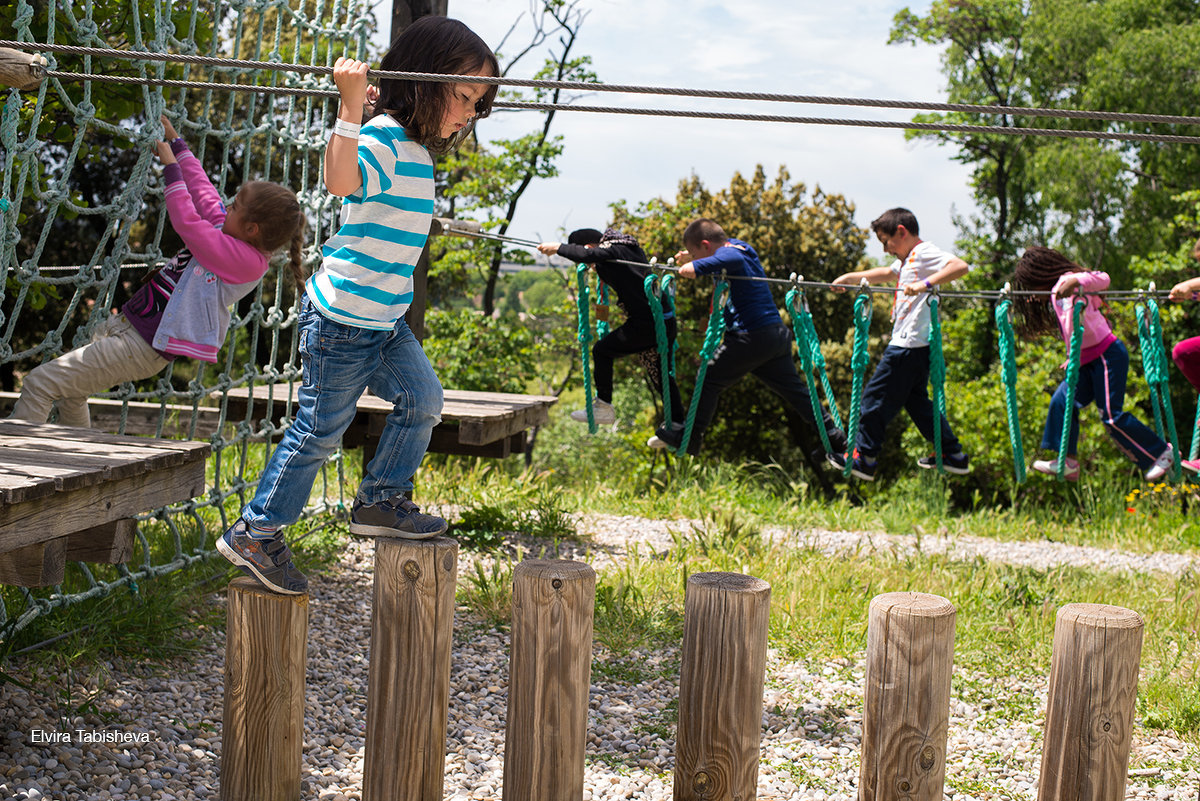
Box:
[538,227,685,425]
[649,218,846,456]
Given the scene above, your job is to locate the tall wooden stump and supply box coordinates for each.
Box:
[1037,603,1144,801]
[502,559,596,801]
[221,577,309,801]
[363,536,458,801]
[674,572,771,801]
[859,592,956,801]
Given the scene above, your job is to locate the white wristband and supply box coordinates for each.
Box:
[333,119,361,139]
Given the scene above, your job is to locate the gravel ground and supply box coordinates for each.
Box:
[1,513,1196,800]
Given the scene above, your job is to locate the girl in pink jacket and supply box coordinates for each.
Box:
[1013,246,1173,481]
[12,116,305,427]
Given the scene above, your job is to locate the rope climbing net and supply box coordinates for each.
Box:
[0,0,374,635]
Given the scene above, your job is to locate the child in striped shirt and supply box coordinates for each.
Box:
[219,17,499,595]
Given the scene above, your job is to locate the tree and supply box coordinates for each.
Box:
[435,0,597,315]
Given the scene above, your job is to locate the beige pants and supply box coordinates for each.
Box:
[11,315,170,427]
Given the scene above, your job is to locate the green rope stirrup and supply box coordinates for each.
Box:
[995,294,1027,483]
[1135,292,1182,481]
[595,279,611,339]
[1057,297,1086,481]
[785,280,843,455]
[676,278,729,457]
[575,263,597,434]
[644,273,676,429]
[928,292,948,473]
[842,288,873,479]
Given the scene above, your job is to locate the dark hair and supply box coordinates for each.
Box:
[241,181,307,286]
[1011,245,1084,338]
[871,208,919,237]
[568,228,602,246]
[682,218,728,249]
[373,17,499,155]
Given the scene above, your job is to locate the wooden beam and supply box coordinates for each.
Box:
[65,518,137,564]
[0,537,66,587]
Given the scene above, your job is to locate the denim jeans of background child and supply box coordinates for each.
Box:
[11,314,169,427]
[1039,339,1166,471]
[240,295,443,529]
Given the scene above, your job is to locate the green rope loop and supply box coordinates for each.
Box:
[644,273,674,429]
[928,294,948,472]
[595,279,610,339]
[676,279,729,456]
[785,286,839,454]
[575,263,596,434]
[1135,296,1182,481]
[842,290,873,478]
[1057,297,1086,481]
[995,298,1027,483]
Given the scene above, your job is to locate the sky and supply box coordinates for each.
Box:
[383,0,980,261]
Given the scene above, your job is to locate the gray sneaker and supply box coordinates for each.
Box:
[350,496,447,539]
[217,519,308,595]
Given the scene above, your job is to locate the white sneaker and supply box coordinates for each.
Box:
[1145,445,1174,481]
[570,398,615,425]
[1031,456,1079,481]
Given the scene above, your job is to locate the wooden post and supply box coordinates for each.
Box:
[502,559,596,801]
[221,577,309,801]
[674,572,771,801]
[363,536,458,801]
[1037,603,1144,801]
[859,592,956,801]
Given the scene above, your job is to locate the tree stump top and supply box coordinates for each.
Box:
[869,591,955,617]
[1056,602,1143,629]
[687,571,770,594]
[514,558,595,582]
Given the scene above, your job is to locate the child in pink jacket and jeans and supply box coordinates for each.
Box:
[1013,246,1173,481]
[11,115,304,428]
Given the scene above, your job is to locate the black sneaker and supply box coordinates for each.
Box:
[646,422,684,451]
[826,450,877,481]
[917,452,971,475]
[350,496,448,539]
[217,519,308,595]
[825,427,848,456]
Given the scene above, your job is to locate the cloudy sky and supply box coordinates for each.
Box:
[401,0,979,262]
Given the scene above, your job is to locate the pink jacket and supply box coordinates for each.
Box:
[1051,271,1118,364]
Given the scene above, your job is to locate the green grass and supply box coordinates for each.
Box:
[5,397,1200,746]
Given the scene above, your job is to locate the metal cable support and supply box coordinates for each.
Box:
[36,72,1200,147]
[442,226,1182,302]
[9,40,1200,127]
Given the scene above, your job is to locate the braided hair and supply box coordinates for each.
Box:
[1011,246,1085,339]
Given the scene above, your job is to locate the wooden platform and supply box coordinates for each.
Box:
[0,420,210,587]
[222,385,559,461]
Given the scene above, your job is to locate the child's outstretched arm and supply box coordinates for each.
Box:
[325,56,370,198]
[830,266,894,293]
[158,115,225,226]
[901,256,969,296]
[1169,277,1200,301]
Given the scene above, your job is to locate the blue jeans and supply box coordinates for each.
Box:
[1039,339,1166,471]
[242,296,443,529]
[855,345,961,459]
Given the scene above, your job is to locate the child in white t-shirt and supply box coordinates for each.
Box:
[828,208,971,481]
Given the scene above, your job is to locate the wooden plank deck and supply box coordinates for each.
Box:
[0,420,210,587]
[223,385,559,460]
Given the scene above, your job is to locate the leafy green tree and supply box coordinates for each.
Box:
[435,0,597,314]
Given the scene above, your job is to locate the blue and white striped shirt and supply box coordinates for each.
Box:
[307,116,435,329]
